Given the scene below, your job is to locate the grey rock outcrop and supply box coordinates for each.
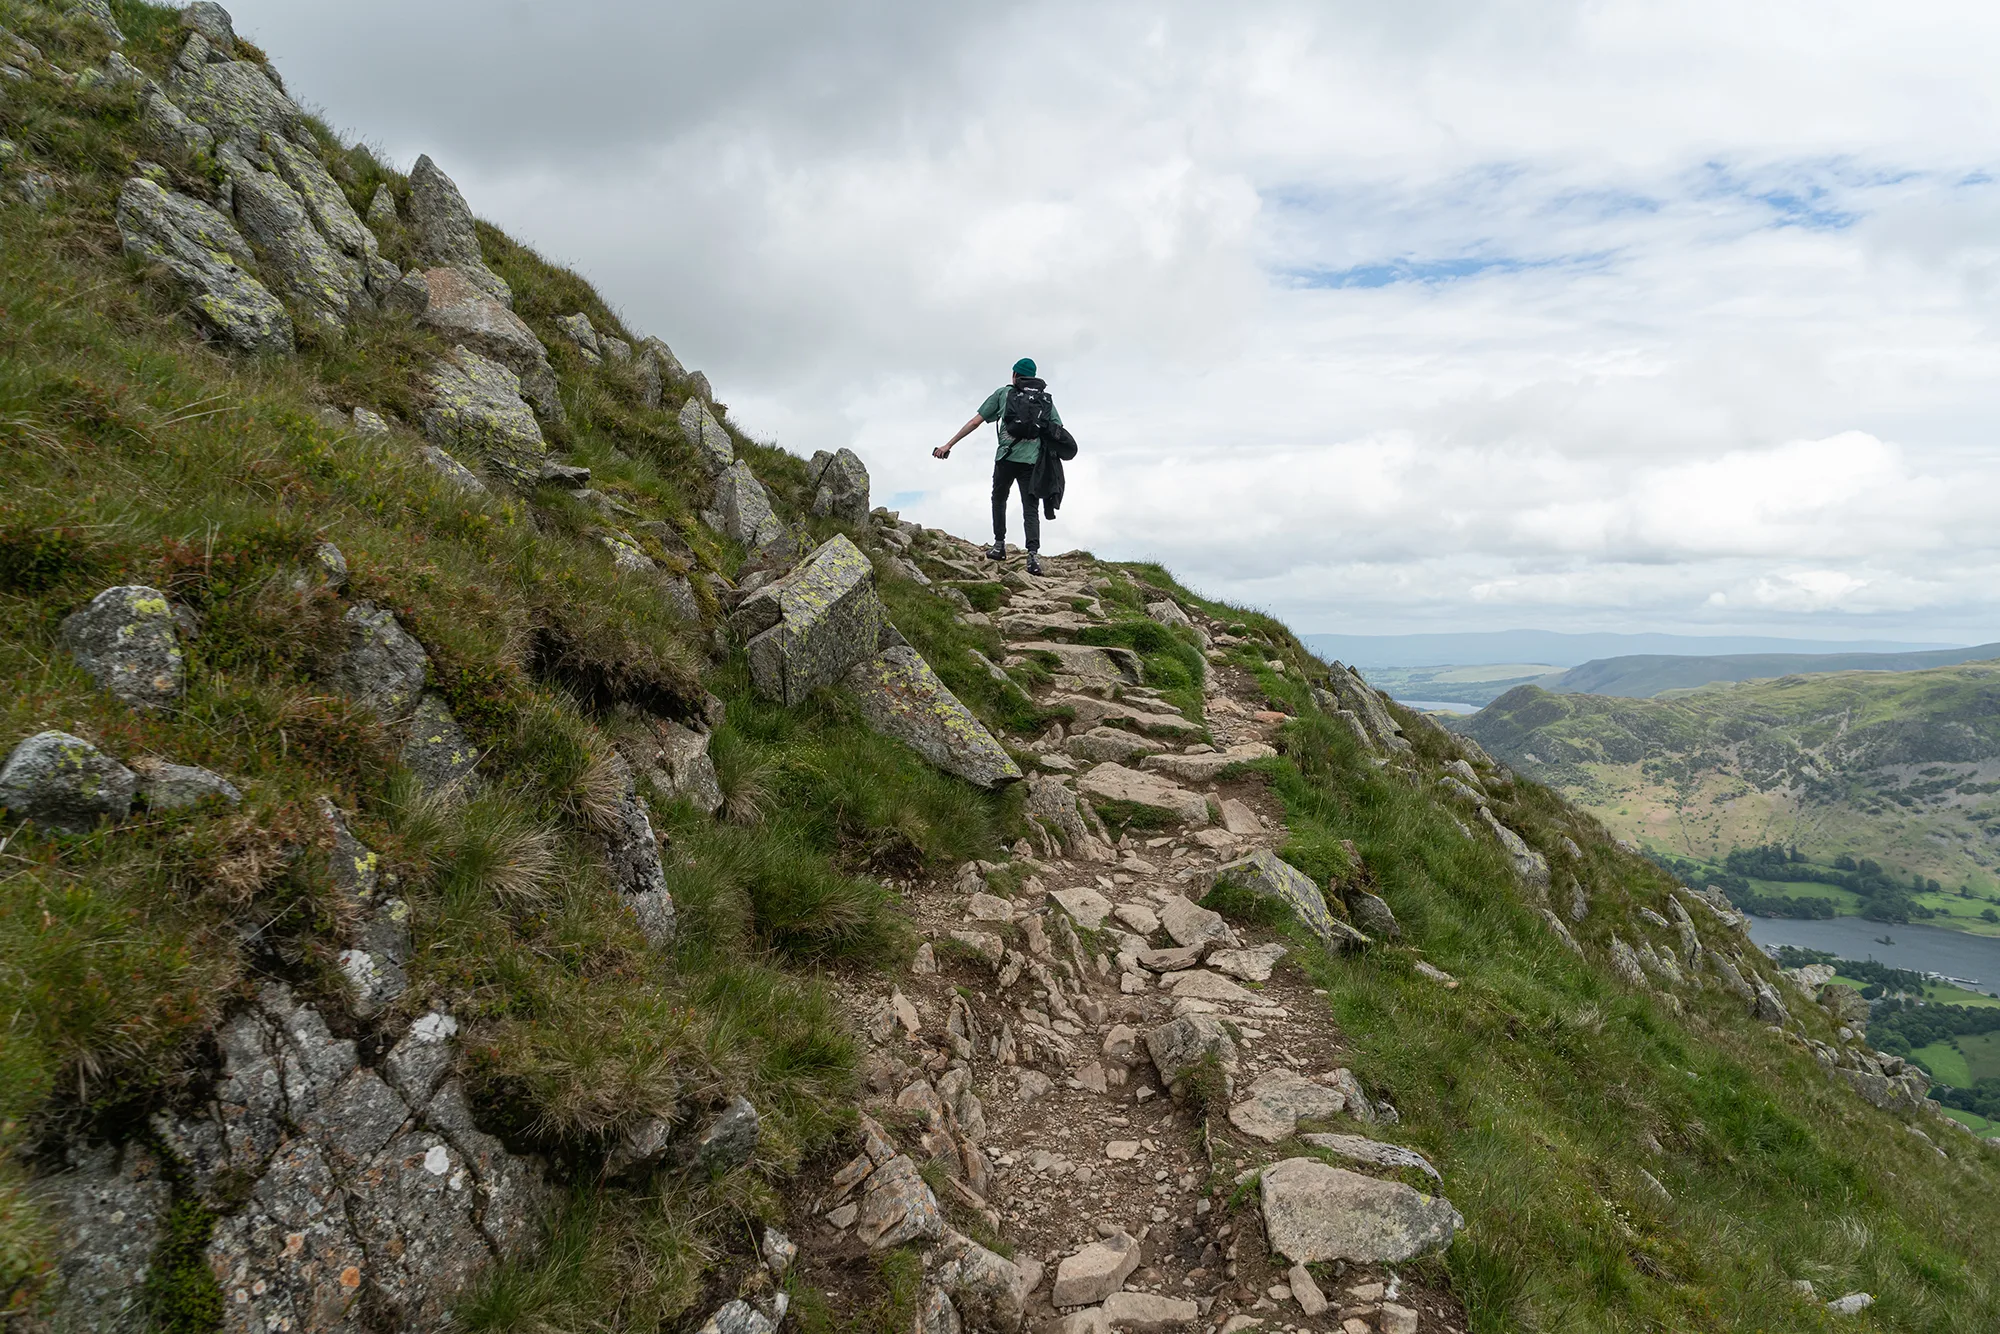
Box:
[847,646,1023,789]
[635,337,681,408]
[367,182,399,225]
[1320,666,1410,754]
[0,731,138,833]
[809,447,871,522]
[1227,1069,1353,1142]
[320,798,409,1019]
[59,584,186,711]
[420,345,547,477]
[116,177,294,353]
[1481,806,1551,898]
[554,311,601,361]
[407,154,511,305]
[712,458,787,552]
[1348,889,1401,940]
[418,268,561,419]
[418,443,487,493]
[182,2,236,49]
[168,39,301,143]
[32,1144,169,1330]
[1258,1158,1462,1264]
[934,1230,1027,1333]
[131,757,243,811]
[331,603,429,721]
[151,985,544,1332]
[689,1095,760,1175]
[1298,1132,1443,1184]
[1214,849,1368,952]
[680,397,735,476]
[638,721,724,815]
[734,535,885,706]
[67,0,123,41]
[401,692,480,795]
[599,752,675,946]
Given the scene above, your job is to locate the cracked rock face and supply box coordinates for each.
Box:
[599,752,676,946]
[59,584,186,711]
[679,398,734,476]
[400,691,479,796]
[846,645,1022,789]
[116,178,293,353]
[808,447,871,523]
[144,985,545,1334]
[0,730,138,833]
[32,1143,170,1330]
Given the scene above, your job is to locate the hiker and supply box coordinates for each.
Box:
[934,356,1063,575]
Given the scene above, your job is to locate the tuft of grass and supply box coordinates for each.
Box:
[140,1196,224,1334]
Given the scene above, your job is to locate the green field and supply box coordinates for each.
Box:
[1959,1032,2000,1081]
[1916,1042,1972,1087]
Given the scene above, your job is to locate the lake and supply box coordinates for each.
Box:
[1395,699,1480,715]
[1746,915,2000,992]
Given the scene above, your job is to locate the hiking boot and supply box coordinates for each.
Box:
[987,542,1005,561]
[1026,553,1042,576]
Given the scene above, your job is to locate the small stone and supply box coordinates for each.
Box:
[1288,1263,1328,1315]
[761,1227,797,1277]
[1827,1292,1873,1316]
[1051,1229,1140,1306]
[1113,903,1161,935]
[1052,885,1116,930]
[1097,1290,1199,1328]
[0,732,137,833]
[690,1096,760,1176]
[130,757,242,811]
[826,1203,859,1228]
[912,942,938,975]
[969,892,1017,922]
[1104,1141,1141,1160]
[1378,1304,1419,1334]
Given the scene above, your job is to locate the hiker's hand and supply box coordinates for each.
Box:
[932,445,952,459]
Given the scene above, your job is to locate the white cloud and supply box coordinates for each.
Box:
[223,0,2000,640]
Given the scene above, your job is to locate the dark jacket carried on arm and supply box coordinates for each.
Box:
[1026,422,1078,519]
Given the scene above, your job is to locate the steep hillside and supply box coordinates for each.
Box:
[1455,667,2000,926]
[1551,645,2000,701]
[3,5,2000,1334]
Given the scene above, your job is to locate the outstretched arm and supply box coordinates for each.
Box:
[933,413,987,459]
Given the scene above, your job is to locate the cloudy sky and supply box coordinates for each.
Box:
[230,0,2000,641]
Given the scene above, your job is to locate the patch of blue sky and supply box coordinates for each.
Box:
[1281,250,1611,290]
[1691,158,1927,231]
[887,490,929,509]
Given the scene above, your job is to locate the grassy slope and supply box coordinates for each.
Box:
[1456,666,2000,906]
[1,5,1998,1332]
[1108,569,2000,1332]
[0,3,1035,1324]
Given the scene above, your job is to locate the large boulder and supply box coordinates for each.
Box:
[679,398,735,475]
[1213,849,1367,952]
[115,177,293,353]
[847,646,1023,789]
[214,141,372,335]
[262,135,397,301]
[166,40,302,144]
[331,603,429,721]
[808,447,871,523]
[418,268,561,419]
[59,585,186,711]
[0,731,138,834]
[1051,1228,1139,1307]
[407,155,511,305]
[712,459,787,553]
[734,535,885,706]
[1257,1158,1461,1264]
[420,345,547,477]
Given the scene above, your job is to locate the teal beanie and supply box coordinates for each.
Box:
[1012,357,1036,377]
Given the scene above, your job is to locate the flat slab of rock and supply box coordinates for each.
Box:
[1014,641,1141,683]
[1166,970,1260,1004]
[1215,849,1367,952]
[1056,695,1201,737]
[848,646,1022,789]
[1050,885,1114,929]
[1077,764,1209,825]
[1299,1132,1442,1184]
[1228,1070,1351,1142]
[0,731,137,833]
[60,585,185,711]
[1051,1229,1139,1307]
[1099,1291,1199,1328]
[1139,742,1275,784]
[854,1154,944,1250]
[738,535,884,706]
[1258,1158,1462,1264]
[1066,727,1167,764]
[1209,943,1286,981]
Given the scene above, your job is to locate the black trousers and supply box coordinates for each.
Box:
[991,459,1039,551]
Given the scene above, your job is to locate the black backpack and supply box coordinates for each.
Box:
[1001,377,1054,441]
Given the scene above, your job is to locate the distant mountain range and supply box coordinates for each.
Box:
[1553,644,2000,698]
[1302,630,1960,670]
